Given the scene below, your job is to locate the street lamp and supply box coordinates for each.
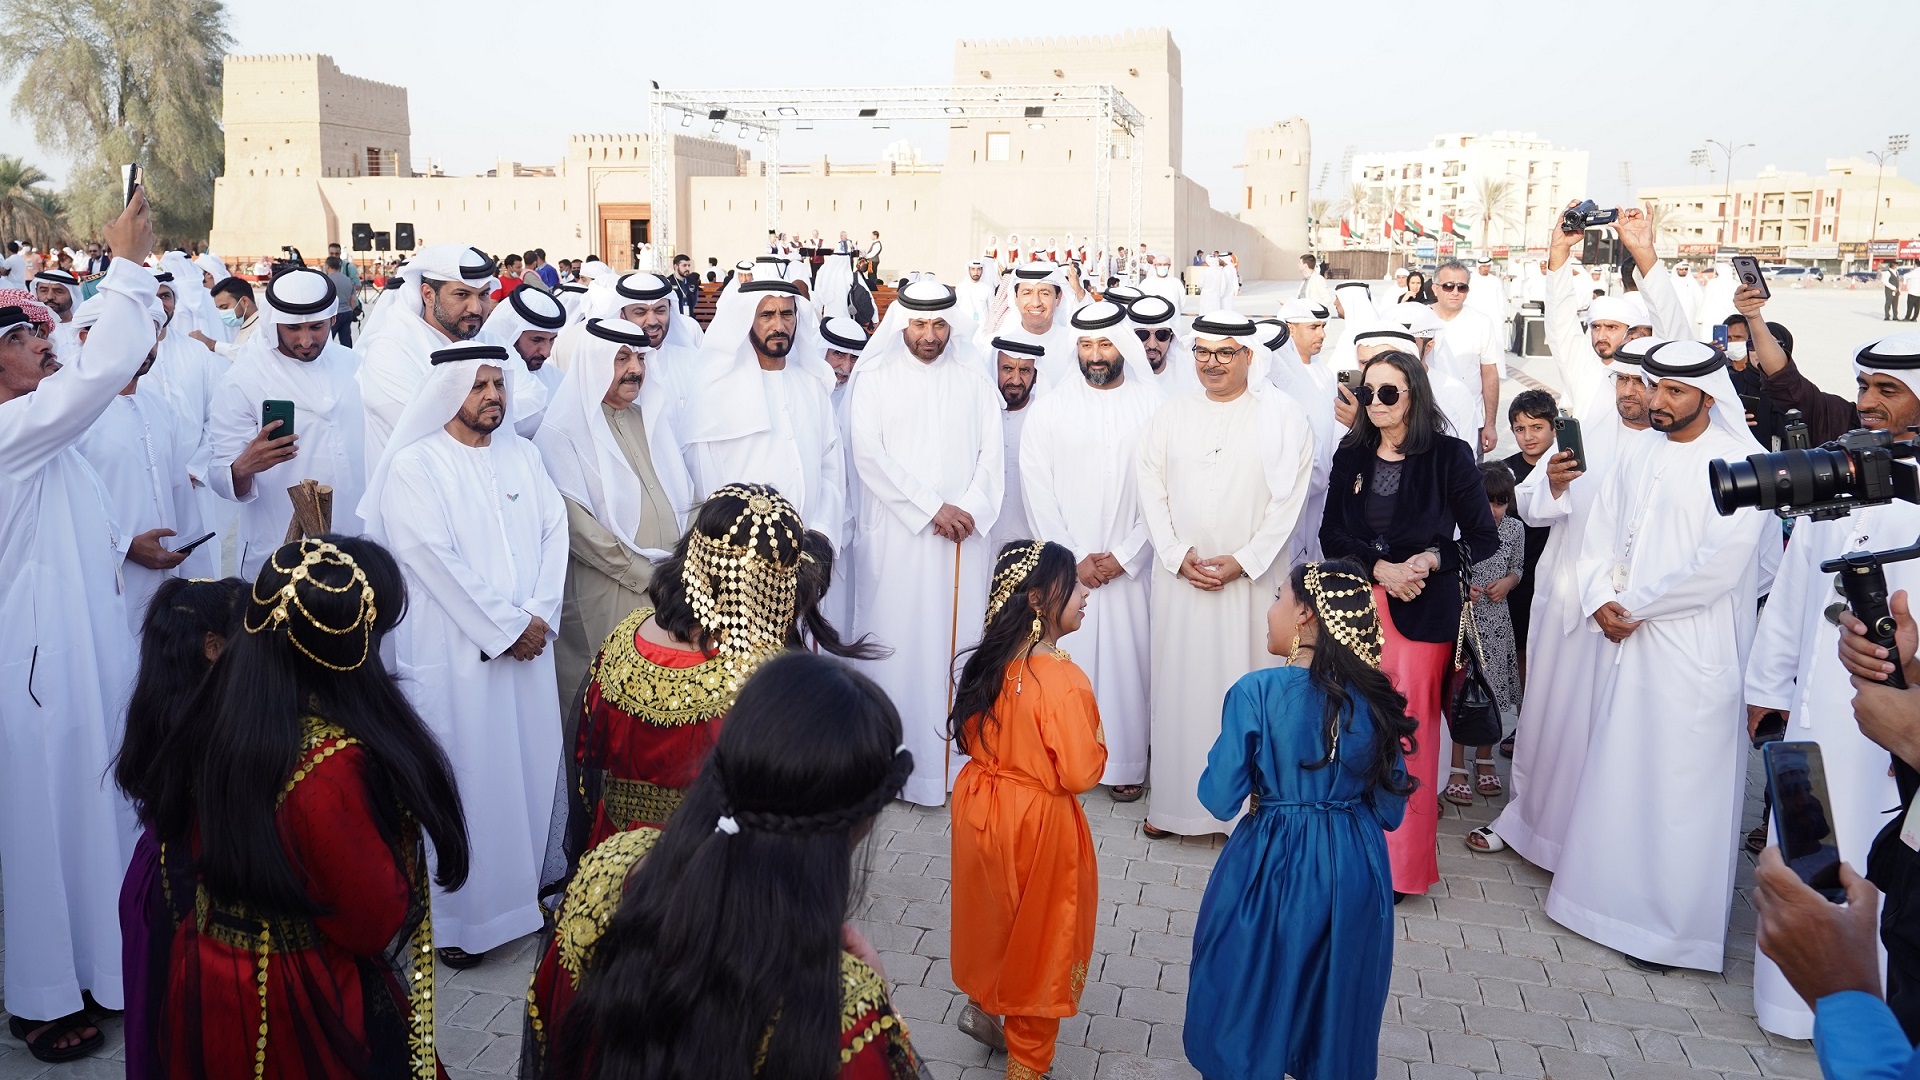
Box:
[1704,139,1754,245]
[1868,134,1911,266]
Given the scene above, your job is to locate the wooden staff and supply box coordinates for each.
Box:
[944,539,962,794]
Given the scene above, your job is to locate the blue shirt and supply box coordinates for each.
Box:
[1816,991,1920,1080]
[535,264,560,289]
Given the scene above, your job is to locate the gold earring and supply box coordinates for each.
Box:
[1288,632,1300,660]
[1030,616,1045,643]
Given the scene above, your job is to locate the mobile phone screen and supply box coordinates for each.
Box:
[1765,741,1846,902]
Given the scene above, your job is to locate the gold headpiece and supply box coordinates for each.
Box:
[1304,564,1382,668]
[681,485,804,681]
[983,541,1047,629]
[243,540,378,672]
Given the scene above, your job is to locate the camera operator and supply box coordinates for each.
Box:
[1741,336,1920,1037]
[1836,561,1920,1043]
[1730,284,1862,446]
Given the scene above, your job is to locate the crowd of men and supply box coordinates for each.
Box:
[8,181,1920,1068]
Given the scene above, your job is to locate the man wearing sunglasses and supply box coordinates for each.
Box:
[1430,260,1504,455]
[1136,311,1315,839]
[1125,293,1198,395]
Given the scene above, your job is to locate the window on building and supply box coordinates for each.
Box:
[986,132,1010,161]
[366,148,385,177]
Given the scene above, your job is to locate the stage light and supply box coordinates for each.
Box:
[680,114,691,128]
[944,106,964,115]
[708,109,728,121]
[777,106,798,116]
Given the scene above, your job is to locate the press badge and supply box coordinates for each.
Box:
[1612,564,1629,593]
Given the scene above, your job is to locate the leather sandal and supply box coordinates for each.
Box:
[1109,784,1144,803]
[9,1011,104,1063]
[1474,757,1503,798]
[1465,825,1507,853]
[437,946,485,969]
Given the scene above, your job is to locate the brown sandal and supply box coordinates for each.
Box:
[1109,784,1144,802]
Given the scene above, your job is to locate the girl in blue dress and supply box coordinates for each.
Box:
[1185,557,1419,1080]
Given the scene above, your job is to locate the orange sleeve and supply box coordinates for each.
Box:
[1041,670,1109,794]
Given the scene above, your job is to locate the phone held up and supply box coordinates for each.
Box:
[1763,741,1847,903]
[1731,255,1771,301]
[261,399,296,443]
[121,163,142,207]
[1553,410,1587,474]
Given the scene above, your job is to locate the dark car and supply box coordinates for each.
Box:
[1842,270,1880,283]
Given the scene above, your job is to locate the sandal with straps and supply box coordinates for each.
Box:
[1474,757,1503,798]
[8,1011,104,1063]
[1444,767,1475,807]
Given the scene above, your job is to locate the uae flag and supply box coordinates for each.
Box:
[1442,214,1469,239]
[1405,217,1427,239]
[1339,218,1352,239]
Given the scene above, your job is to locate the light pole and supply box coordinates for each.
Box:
[1868,134,1911,267]
[1705,139,1754,245]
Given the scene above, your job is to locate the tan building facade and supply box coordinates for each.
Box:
[1352,132,1590,250]
[1636,159,1920,266]
[211,34,1310,279]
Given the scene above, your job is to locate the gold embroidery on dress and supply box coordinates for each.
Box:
[1069,959,1088,1008]
[839,952,890,1035]
[594,608,737,726]
[1007,1063,1045,1080]
[599,775,685,829]
[556,827,663,985]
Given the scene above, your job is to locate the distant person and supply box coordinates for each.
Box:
[1192,249,1206,267]
[1886,263,1903,321]
[864,230,883,284]
[531,248,560,290]
[197,276,259,357]
[491,252,524,300]
[670,252,699,314]
[322,255,356,346]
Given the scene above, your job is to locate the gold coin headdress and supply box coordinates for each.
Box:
[243,539,378,672]
[983,541,1047,629]
[681,485,805,681]
[1304,563,1382,668]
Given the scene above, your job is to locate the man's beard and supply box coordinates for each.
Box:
[1080,356,1123,387]
[433,296,481,341]
[1649,399,1705,433]
[1143,345,1167,373]
[1000,383,1031,409]
[460,404,503,434]
[750,327,793,358]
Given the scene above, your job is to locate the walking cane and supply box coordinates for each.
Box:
[945,539,962,793]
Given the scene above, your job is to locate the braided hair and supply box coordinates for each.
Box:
[947,540,1078,757]
[1290,558,1418,798]
[556,652,910,1080]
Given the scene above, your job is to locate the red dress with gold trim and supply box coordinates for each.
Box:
[158,721,441,1080]
[525,827,925,1079]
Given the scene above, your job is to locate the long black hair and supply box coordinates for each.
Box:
[1341,350,1449,457]
[1291,558,1418,798]
[148,535,470,914]
[553,652,910,1080]
[947,540,1078,756]
[115,576,247,825]
[646,483,803,654]
[787,528,888,660]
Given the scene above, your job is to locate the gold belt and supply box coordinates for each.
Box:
[601,774,684,829]
[194,886,319,953]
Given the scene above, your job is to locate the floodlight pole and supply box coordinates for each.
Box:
[648,89,673,256]
[765,129,781,236]
[1094,97,1114,259]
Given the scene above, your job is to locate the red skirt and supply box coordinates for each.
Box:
[1375,586,1451,895]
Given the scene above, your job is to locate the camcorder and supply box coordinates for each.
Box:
[1710,410,1920,688]
[1560,199,1620,235]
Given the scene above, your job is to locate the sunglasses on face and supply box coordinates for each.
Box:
[1135,328,1174,342]
[1351,384,1404,407]
[1436,282,1469,293]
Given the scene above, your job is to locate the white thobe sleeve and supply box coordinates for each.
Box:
[1514,461,1573,526]
[529,463,568,635]
[383,452,535,659]
[1112,493,1154,579]
[1636,264,1697,344]
[0,259,156,480]
[1017,407,1077,556]
[851,380,946,533]
[1136,407,1188,575]
[1233,417,1315,581]
[815,397,847,550]
[205,371,258,504]
[1546,266,1605,415]
[957,386,1005,531]
[1614,505,1766,623]
[1744,526,1810,712]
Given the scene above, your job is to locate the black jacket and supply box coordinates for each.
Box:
[1321,435,1500,643]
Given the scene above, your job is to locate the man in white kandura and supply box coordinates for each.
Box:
[1742,333,1920,1037]
[568,272,705,412]
[681,279,844,545]
[74,293,203,634]
[1546,339,1767,973]
[1126,294,1201,397]
[206,267,366,577]
[355,243,500,462]
[986,331,1042,553]
[33,265,82,357]
[1020,300,1164,802]
[0,195,154,1061]
[1268,298,1337,566]
[992,262,1077,387]
[848,280,1003,805]
[480,282,569,432]
[144,268,232,577]
[360,342,568,971]
[1430,259,1504,454]
[821,315,870,631]
[956,260,994,328]
[1136,311,1314,837]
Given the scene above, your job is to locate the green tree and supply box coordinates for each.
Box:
[1467,176,1521,248]
[0,0,229,242]
[0,153,62,241]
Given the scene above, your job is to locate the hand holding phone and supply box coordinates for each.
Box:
[1763,742,1846,903]
[1731,256,1771,301]
[168,531,217,556]
[261,399,296,443]
[1553,411,1587,474]
[121,163,143,208]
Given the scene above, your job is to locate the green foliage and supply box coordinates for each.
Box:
[0,0,230,242]
[0,152,63,242]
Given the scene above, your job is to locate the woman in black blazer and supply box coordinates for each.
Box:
[1320,351,1499,899]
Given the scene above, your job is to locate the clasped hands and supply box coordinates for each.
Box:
[1178,549,1244,592]
[1078,553,1125,589]
[1373,550,1439,603]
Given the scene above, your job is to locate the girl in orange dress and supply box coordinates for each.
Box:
[948,540,1106,1079]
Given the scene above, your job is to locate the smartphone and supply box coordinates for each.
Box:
[1712,324,1730,350]
[1336,368,1362,389]
[1750,710,1787,748]
[1739,393,1764,421]
[1553,411,1586,474]
[1731,255,1771,301]
[1764,741,1846,903]
[261,399,296,442]
[121,163,142,207]
[168,531,217,557]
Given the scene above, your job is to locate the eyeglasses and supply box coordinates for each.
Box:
[1135,328,1174,342]
[1436,282,1470,293]
[1350,384,1404,407]
[1192,345,1248,363]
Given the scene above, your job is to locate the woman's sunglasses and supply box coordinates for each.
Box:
[1350,384,1404,407]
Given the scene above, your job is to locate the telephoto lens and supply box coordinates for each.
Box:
[1709,446,1858,516]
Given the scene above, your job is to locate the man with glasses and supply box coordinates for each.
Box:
[84,244,109,275]
[1135,311,1315,838]
[1431,259,1504,454]
[1124,293,1198,396]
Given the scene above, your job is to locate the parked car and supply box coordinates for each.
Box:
[1766,265,1825,281]
[1841,270,1880,283]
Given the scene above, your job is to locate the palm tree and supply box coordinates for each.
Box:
[0,153,59,241]
[1466,176,1521,248]
[1336,181,1370,233]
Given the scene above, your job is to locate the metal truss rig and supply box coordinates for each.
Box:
[647,84,1148,261]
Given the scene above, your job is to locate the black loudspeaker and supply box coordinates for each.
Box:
[351,222,373,252]
[1513,312,1551,358]
[372,231,391,252]
[395,222,416,250]
[1581,229,1619,270]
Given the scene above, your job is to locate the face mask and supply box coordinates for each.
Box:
[219,309,244,328]
[1725,340,1748,361]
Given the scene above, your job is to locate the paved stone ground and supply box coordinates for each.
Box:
[0,283,1878,1077]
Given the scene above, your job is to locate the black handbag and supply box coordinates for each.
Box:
[1448,540,1505,747]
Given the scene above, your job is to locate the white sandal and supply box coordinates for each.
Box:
[1465,825,1507,852]
[1444,766,1475,807]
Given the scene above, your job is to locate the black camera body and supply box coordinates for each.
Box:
[1560,199,1620,235]
[1709,426,1920,521]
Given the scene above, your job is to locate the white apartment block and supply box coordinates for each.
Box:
[1352,132,1590,251]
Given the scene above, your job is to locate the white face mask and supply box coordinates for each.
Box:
[219,308,244,328]
[1725,340,1748,361]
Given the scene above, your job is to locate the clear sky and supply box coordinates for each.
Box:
[4,0,1913,218]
